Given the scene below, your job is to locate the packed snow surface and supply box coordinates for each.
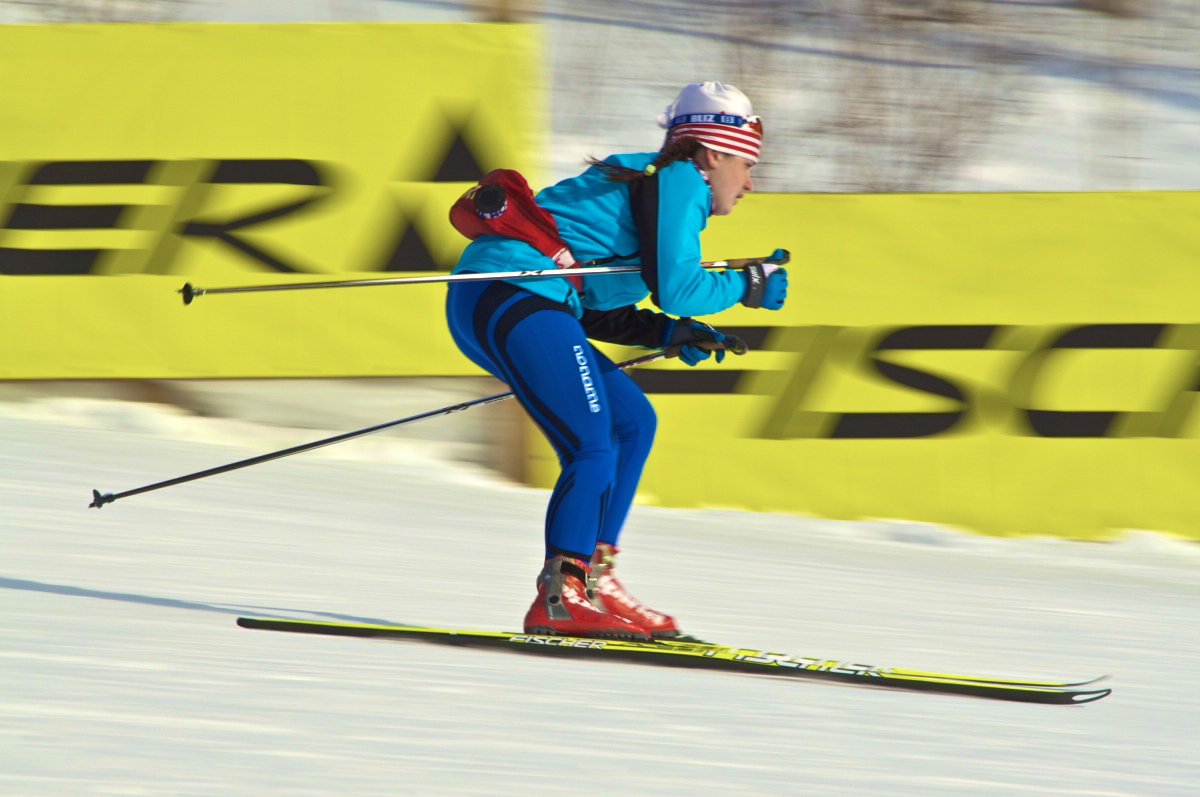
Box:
[2,401,1198,795]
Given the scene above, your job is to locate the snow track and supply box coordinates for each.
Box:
[2,403,1197,794]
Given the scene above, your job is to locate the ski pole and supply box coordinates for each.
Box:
[89,350,672,509]
[179,249,790,305]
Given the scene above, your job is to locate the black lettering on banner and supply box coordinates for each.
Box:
[727,326,774,351]
[30,160,155,184]
[0,160,156,274]
[0,158,333,275]
[1154,340,1200,438]
[631,370,745,394]
[378,212,441,272]
[1009,323,1170,437]
[755,325,841,439]
[178,159,331,273]
[0,249,101,275]
[738,323,1198,439]
[0,116,497,275]
[430,130,488,183]
[7,204,125,230]
[375,115,493,271]
[830,325,1001,438]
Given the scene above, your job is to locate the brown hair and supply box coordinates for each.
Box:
[585,137,704,183]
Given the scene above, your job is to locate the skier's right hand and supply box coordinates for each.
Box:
[740,262,788,310]
[664,319,748,366]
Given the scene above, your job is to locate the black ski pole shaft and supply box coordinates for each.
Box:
[89,351,668,508]
[179,250,789,305]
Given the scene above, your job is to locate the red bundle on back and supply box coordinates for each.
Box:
[449,169,581,290]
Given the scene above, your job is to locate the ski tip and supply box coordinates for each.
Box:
[1068,687,1113,704]
[1056,675,1112,704]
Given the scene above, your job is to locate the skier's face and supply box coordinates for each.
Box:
[701,150,755,216]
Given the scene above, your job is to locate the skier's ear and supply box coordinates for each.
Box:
[695,146,720,171]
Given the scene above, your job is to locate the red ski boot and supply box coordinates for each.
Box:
[590,543,680,638]
[523,555,652,641]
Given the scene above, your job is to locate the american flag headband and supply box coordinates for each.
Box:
[668,113,764,136]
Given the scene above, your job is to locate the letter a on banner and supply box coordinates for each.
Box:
[430,129,489,183]
[376,111,494,272]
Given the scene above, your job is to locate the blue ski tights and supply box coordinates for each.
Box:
[446,280,656,560]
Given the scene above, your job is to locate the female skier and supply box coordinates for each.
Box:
[445,82,788,641]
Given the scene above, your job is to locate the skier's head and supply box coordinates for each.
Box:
[587,81,761,215]
[656,82,761,215]
[657,82,763,165]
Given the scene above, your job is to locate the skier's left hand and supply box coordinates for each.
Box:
[664,319,748,366]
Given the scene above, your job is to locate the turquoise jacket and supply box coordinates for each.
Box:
[451,152,746,318]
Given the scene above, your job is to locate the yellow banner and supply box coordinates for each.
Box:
[528,192,1200,540]
[0,23,541,378]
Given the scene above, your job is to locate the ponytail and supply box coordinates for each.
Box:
[586,138,704,183]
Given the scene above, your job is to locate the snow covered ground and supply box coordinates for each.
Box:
[3,401,1199,794]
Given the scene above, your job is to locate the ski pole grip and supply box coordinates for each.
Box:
[766,247,790,266]
[662,334,749,360]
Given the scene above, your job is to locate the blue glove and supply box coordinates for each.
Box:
[662,319,749,366]
[740,262,788,310]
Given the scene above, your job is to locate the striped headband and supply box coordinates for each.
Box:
[657,83,763,164]
[666,112,764,164]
